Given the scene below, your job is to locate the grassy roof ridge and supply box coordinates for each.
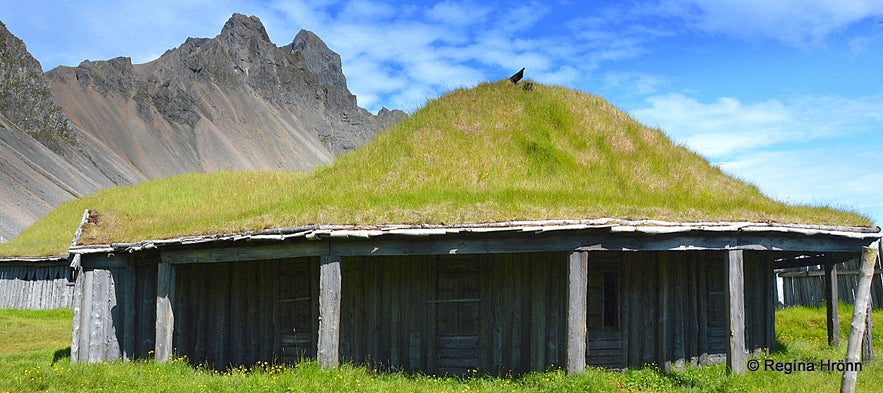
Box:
[0,81,871,256]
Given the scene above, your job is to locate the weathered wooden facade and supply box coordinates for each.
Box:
[0,256,74,309]
[67,220,880,374]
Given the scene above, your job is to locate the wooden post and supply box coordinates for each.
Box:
[841,246,878,393]
[566,250,588,375]
[725,250,745,375]
[155,262,175,362]
[318,255,342,368]
[824,256,840,347]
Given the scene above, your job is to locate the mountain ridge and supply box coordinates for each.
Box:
[0,13,405,241]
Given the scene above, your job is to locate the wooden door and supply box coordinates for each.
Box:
[433,258,481,374]
[277,261,316,363]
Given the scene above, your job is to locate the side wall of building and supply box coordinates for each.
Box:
[0,263,74,309]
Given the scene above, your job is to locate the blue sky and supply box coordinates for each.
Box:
[2,0,882,226]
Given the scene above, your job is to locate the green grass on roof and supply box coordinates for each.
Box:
[0,81,871,256]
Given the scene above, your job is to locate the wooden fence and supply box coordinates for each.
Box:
[778,250,883,309]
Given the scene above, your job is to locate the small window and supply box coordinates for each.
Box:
[602,271,619,329]
[588,263,620,331]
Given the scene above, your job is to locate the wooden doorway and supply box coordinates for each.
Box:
[276,260,317,363]
[432,257,481,374]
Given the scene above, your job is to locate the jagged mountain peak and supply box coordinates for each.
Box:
[0,20,78,153]
[288,29,347,93]
[220,13,272,45]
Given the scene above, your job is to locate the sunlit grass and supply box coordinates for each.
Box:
[1,306,881,392]
[0,81,871,256]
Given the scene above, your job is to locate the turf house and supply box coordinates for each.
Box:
[15,82,878,375]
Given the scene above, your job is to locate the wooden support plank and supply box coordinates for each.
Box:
[530,260,546,370]
[673,257,687,369]
[318,255,342,368]
[123,266,136,361]
[686,254,699,365]
[70,265,85,363]
[311,257,321,360]
[155,262,175,362]
[658,253,672,372]
[824,257,840,347]
[841,246,878,393]
[566,250,588,375]
[726,250,746,375]
[697,255,709,365]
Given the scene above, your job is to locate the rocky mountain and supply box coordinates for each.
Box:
[0,14,405,243]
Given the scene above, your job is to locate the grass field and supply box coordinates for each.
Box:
[1,305,882,392]
[0,81,870,257]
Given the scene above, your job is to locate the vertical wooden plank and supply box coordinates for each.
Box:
[123,266,136,361]
[697,255,709,365]
[425,256,437,373]
[530,258,546,370]
[566,250,588,375]
[673,256,687,369]
[824,257,840,347]
[318,255,342,368]
[229,263,245,366]
[548,253,562,368]
[217,264,232,367]
[491,255,504,370]
[627,253,641,368]
[503,254,517,370]
[657,253,672,372]
[725,250,745,375]
[70,265,86,363]
[841,246,878,393]
[393,257,405,368]
[686,254,699,364]
[88,269,107,363]
[519,254,531,371]
[194,264,209,363]
[155,261,175,363]
[620,252,631,369]
[407,258,422,370]
[311,257,321,360]
[479,255,492,372]
[766,254,776,352]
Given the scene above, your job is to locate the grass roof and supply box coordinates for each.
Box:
[0,81,871,256]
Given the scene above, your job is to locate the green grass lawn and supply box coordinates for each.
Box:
[1,305,882,392]
[0,81,870,257]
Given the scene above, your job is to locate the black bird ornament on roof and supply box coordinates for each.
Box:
[509,67,525,84]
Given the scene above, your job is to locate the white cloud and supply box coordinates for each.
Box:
[632,93,883,224]
[666,0,883,47]
[719,148,883,225]
[633,93,883,157]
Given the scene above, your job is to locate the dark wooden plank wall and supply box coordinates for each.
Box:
[0,264,74,309]
[172,257,319,368]
[614,251,773,370]
[339,252,567,375]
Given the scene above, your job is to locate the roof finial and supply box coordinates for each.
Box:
[509,67,525,84]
